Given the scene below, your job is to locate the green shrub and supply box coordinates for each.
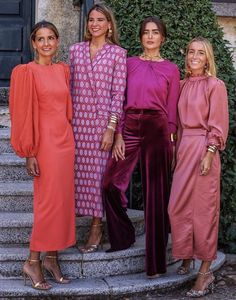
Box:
[105,0,236,252]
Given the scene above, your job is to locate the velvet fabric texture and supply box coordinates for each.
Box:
[103,110,171,276]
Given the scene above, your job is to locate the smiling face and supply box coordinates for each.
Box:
[32,27,59,63]
[141,22,164,52]
[187,41,208,75]
[87,9,111,40]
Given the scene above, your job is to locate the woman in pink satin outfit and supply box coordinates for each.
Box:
[168,37,229,298]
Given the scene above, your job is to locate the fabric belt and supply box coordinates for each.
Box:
[182,128,207,136]
[126,109,160,115]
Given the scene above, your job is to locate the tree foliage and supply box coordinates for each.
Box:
[105,0,236,252]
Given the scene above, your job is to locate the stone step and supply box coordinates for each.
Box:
[0,181,33,212]
[0,252,225,299]
[0,235,174,279]
[0,128,12,154]
[0,210,145,245]
[0,153,29,181]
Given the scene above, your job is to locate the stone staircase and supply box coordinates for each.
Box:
[0,127,225,299]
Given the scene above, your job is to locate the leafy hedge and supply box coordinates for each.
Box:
[105,0,236,252]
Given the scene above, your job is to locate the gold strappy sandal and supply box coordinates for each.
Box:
[177,259,195,275]
[79,223,103,254]
[23,259,52,290]
[42,255,70,284]
[186,270,215,298]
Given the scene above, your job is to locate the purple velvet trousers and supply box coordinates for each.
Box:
[103,110,172,276]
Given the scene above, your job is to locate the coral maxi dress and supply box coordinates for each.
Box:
[10,62,76,251]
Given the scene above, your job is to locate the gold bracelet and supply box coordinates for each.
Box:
[109,114,118,124]
[207,146,217,153]
[207,145,217,153]
[170,133,177,143]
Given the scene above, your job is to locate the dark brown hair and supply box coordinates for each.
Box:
[30,20,59,43]
[84,4,119,45]
[139,16,167,40]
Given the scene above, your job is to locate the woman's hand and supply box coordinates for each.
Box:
[26,157,40,177]
[112,134,125,161]
[200,151,214,176]
[100,128,114,151]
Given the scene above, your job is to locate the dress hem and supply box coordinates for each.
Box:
[30,240,76,252]
[172,254,217,262]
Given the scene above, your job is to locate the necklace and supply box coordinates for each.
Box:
[140,52,163,61]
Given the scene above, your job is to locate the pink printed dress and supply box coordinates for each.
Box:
[69,41,127,217]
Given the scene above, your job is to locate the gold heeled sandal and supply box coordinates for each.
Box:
[79,223,103,254]
[42,255,70,284]
[23,259,52,290]
[177,259,195,275]
[186,270,215,298]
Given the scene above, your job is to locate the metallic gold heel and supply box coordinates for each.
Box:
[186,270,215,298]
[177,259,195,275]
[23,259,51,290]
[42,255,70,284]
[79,223,104,254]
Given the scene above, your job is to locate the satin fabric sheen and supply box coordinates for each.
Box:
[168,76,229,261]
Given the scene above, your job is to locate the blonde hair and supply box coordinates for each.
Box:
[84,4,119,45]
[185,37,216,77]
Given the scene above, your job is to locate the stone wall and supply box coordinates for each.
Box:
[217,17,236,67]
[36,0,81,62]
[213,2,236,67]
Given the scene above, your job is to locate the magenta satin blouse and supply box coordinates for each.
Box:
[118,56,180,133]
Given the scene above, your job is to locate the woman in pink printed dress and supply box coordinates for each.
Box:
[69,4,127,252]
[168,37,229,297]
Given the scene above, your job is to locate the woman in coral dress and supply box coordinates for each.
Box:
[168,37,229,297]
[70,4,126,252]
[10,21,76,290]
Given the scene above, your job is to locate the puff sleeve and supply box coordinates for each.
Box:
[207,79,229,150]
[9,64,39,158]
[60,62,73,122]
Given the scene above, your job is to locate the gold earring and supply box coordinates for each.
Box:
[107,28,112,38]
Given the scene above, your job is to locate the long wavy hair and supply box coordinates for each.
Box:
[84,4,119,45]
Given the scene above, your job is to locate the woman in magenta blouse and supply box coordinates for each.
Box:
[103,16,180,278]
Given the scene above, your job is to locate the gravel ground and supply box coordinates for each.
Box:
[124,254,236,300]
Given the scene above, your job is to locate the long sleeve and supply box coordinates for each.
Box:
[110,49,127,119]
[9,64,39,158]
[69,45,75,98]
[60,62,73,122]
[167,65,180,133]
[207,79,229,150]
